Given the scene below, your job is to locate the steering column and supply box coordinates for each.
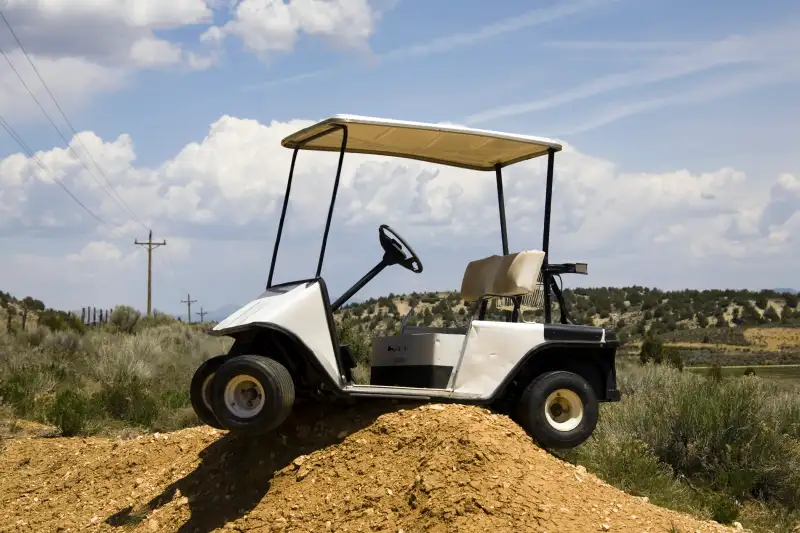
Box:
[330,224,423,312]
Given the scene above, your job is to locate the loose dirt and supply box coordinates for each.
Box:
[1,401,736,533]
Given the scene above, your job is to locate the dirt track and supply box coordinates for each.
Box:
[0,402,736,533]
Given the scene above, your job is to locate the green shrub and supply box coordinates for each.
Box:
[37,309,85,334]
[46,389,95,437]
[0,365,57,417]
[664,347,684,371]
[567,437,696,512]
[20,326,48,348]
[137,310,176,331]
[337,316,371,365]
[640,336,664,364]
[110,305,141,334]
[573,364,800,524]
[95,378,160,427]
[709,493,740,524]
[42,330,83,356]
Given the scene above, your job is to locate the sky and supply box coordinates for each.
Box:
[0,0,798,318]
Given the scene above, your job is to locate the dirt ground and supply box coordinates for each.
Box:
[0,401,737,533]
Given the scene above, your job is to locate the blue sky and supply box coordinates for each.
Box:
[0,0,798,317]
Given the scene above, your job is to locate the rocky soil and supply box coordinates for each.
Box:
[0,401,737,533]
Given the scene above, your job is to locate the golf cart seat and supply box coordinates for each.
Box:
[400,250,546,335]
[460,249,546,303]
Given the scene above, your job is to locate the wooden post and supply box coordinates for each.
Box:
[181,293,197,323]
[135,230,166,316]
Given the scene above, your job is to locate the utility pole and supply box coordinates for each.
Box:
[196,307,207,323]
[134,230,166,316]
[182,293,197,323]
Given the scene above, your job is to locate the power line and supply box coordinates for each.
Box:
[0,112,121,232]
[196,307,207,323]
[0,10,150,232]
[0,41,143,230]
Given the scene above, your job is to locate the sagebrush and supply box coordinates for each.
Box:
[0,311,231,435]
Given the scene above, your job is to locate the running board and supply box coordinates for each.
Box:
[342,384,482,401]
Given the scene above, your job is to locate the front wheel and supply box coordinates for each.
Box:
[516,370,599,450]
[209,354,295,434]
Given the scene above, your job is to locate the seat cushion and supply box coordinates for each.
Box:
[460,250,545,302]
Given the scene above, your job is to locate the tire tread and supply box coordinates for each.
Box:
[210,354,296,434]
[516,370,599,450]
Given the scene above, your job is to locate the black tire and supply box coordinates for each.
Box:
[209,354,295,434]
[189,354,232,430]
[516,370,599,450]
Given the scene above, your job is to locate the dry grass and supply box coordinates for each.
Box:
[0,311,232,437]
[745,327,800,351]
[567,363,800,532]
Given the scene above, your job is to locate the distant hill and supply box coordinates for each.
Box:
[775,288,798,295]
[331,286,800,346]
[4,287,800,353]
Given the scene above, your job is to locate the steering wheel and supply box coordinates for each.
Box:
[378,224,423,273]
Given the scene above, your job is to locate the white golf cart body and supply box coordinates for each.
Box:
[215,251,561,400]
[210,115,621,409]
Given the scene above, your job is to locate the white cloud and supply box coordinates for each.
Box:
[0,0,217,121]
[777,173,800,193]
[2,0,214,28]
[0,115,795,274]
[129,36,184,67]
[0,3,210,66]
[163,236,193,261]
[2,115,798,311]
[204,0,377,58]
[186,50,219,70]
[65,241,123,262]
[758,172,800,237]
[0,49,127,119]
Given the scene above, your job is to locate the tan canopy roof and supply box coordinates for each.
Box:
[281,114,562,171]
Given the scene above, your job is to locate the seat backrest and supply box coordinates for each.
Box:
[460,250,545,303]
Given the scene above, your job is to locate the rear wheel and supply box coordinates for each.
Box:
[516,370,598,449]
[210,354,295,434]
[190,354,232,430]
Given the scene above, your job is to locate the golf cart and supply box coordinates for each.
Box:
[190,114,621,449]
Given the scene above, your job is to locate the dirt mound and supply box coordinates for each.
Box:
[1,402,735,533]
